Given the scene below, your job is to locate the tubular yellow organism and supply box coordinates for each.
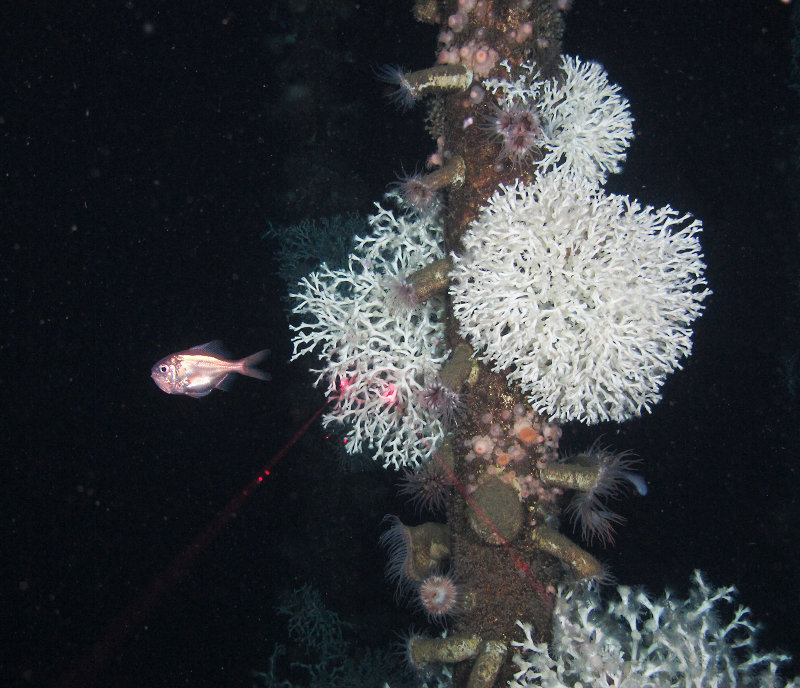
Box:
[539,462,601,492]
[439,341,476,392]
[423,154,466,191]
[405,64,474,98]
[467,640,507,688]
[409,634,482,666]
[408,256,453,303]
[530,524,605,581]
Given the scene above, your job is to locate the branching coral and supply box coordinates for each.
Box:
[290,198,448,469]
[509,572,798,688]
[449,167,710,424]
[538,55,635,181]
[484,56,634,181]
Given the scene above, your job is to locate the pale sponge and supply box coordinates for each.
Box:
[450,169,710,424]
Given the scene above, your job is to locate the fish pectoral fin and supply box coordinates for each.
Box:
[215,373,238,392]
[187,389,214,398]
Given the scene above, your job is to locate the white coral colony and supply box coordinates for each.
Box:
[449,168,710,424]
[290,199,448,469]
[483,56,634,183]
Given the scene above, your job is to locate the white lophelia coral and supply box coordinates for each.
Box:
[449,168,710,424]
[483,58,544,109]
[290,199,448,470]
[484,55,634,182]
[538,55,635,181]
[509,571,798,688]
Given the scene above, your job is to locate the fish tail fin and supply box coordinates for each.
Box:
[239,349,271,381]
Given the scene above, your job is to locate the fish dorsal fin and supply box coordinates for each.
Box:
[188,340,231,359]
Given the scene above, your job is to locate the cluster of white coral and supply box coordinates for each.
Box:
[539,55,635,181]
[449,168,709,424]
[292,53,704,449]
[290,199,448,469]
[482,59,543,108]
[509,571,798,688]
[483,55,634,182]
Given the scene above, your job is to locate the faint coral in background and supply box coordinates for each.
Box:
[252,583,413,688]
[778,350,800,399]
[263,213,366,290]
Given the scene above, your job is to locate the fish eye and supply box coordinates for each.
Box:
[159,364,169,373]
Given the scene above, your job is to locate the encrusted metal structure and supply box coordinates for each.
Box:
[391,2,611,686]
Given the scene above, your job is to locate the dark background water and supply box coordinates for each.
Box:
[2,1,798,686]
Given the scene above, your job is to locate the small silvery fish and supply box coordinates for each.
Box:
[151,341,270,398]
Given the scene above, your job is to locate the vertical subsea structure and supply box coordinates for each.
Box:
[291,2,709,686]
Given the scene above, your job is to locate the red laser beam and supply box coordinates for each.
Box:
[428,446,554,605]
[53,399,331,688]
